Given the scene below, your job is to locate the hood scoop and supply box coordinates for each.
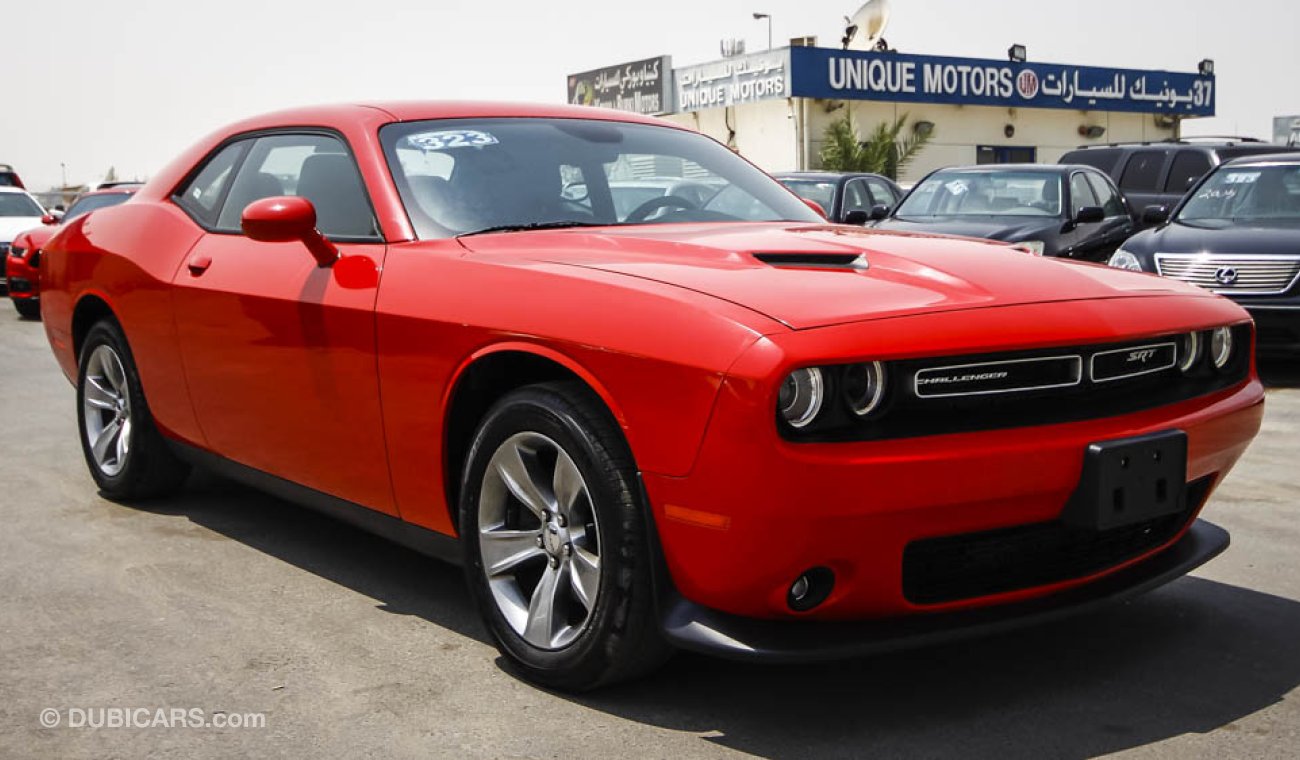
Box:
[751,252,868,270]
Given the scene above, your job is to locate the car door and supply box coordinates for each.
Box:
[1062,171,1108,261]
[840,179,872,223]
[169,131,396,514]
[1085,171,1136,259]
[1118,149,1171,222]
[865,176,901,209]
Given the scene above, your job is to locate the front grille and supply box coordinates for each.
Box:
[902,476,1213,605]
[1156,254,1300,295]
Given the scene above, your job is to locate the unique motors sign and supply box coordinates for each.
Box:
[788,47,1215,116]
[674,49,791,111]
[567,56,672,116]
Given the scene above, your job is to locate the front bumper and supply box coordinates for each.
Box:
[661,519,1229,662]
[1238,303,1300,355]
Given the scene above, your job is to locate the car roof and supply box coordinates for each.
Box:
[773,171,883,180]
[1221,152,1300,167]
[80,186,140,197]
[0,185,33,194]
[931,164,1073,175]
[223,101,676,133]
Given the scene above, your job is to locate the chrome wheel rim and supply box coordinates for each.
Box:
[82,345,132,477]
[478,431,601,650]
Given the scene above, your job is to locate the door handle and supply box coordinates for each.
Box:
[187,255,212,276]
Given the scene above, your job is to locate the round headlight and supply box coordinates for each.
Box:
[1210,327,1234,369]
[1177,331,1202,373]
[1108,248,1144,271]
[778,368,824,428]
[842,362,886,417]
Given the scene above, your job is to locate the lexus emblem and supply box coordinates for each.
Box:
[1214,266,1240,286]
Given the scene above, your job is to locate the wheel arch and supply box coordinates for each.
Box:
[71,291,118,364]
[441,342,632,528]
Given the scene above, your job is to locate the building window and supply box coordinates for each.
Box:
[977,146,1037,164]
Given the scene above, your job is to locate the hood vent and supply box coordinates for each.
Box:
[752,252,868,270]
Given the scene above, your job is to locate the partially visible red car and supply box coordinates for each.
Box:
[7,186,138,318]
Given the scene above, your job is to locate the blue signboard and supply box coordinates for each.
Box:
[789,47,1214,116]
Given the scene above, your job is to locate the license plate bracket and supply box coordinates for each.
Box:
[1062,430,1188,531]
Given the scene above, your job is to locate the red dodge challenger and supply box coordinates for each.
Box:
[39,103,1263,690]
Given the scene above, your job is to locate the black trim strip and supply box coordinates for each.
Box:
[167,440,462,565]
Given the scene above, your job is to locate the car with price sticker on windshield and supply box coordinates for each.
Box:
[1108,152,1300,355]
[38,102,1263,690]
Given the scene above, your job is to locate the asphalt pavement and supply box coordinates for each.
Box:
[1,312,1297,759]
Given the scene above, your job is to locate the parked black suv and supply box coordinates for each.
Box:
[1060,138,1288,225]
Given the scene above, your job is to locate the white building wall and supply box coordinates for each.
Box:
[668,98,1177,184]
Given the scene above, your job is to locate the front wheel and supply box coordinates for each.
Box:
[76,320,190,500]
[13,298,39,319]
[459,382,671,690]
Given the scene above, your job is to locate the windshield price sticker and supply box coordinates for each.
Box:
[406,130,499,151]
[945,180,969,195]
[1223,172,1260,185]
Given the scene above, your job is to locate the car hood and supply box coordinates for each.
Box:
[0,216,44,243]
[873,216,1061,243]
[459,222,1208,330]
[1136,220,1300,256]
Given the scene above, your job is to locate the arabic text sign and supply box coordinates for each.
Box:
[789,47,1214,116]
[567,56,672,116]
[674,49,791,111]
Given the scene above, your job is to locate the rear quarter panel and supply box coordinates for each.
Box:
[42,203,206,445]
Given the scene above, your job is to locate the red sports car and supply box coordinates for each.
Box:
[40,103,1263,690]
[8,186,139,318]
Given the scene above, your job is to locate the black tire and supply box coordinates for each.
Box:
[76,319,190,501]
[459,381,672,690]
[13,299,39,319]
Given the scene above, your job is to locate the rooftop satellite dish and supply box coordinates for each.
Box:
[842,0,892,51]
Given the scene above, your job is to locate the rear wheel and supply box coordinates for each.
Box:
[13,299,39,319]
[459,382,671,690]
[76,320,190,500]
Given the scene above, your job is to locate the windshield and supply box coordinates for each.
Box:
[64,192,132,222]
[778,179,837,211]
[0,193,43,217]
[1177,164,1300,225]
[380,118,820,238]
[894,170,1063,218]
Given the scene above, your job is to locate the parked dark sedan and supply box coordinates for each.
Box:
[774,171,902,224]
[1109,153,1300,355]
[874,165,1134,260]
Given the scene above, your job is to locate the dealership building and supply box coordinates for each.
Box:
[567,45,1216,183]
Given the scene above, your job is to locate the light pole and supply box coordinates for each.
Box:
[753,12,772,51]
[60,162,67,188]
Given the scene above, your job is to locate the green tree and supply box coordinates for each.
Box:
[819,111,932,180]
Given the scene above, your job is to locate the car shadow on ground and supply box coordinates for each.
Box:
[128,473,1298,759]
[1258,356,1300,389]
[129,470,489,645]
[567,576,1300,758]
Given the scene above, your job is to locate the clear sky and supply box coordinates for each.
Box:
[3,0,1297,190]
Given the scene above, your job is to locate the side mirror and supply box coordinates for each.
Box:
[842,209,871,226]
[868,204,891,221]
[241,196,338,267]
[802,198,828,219]
[40,213,60,225]
[1141,205,1169,225]
[1074,206,1105,224]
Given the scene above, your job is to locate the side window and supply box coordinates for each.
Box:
[1085,172,1128,218]
[1164,150,1213,193]
[215,133,379,240]
[1061,150,1119,174]
[1119,150,1167,193]
[174,141,249,227]
[1070,173,1098,216]
[842,180,871,213]
[866,178,898,206]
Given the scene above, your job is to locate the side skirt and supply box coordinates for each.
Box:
[166,440,463,566]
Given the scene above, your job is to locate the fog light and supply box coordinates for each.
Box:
[787,567,835,612]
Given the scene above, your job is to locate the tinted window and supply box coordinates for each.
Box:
[1061,150,1119,174]
[381,118,819,238]
[1085,173,1128,217]
[0,193,43,217]
[1164,150,1212,193]
[1119,151,1167,192]
[779,179,837,211]
[896,170,1063,217]
[1179,164,1300,223]
[175,141,248,226]
[64,193,132,222]
[843,180,871,214]
[213,133,378,239]
[0,173,20,187]
[866,178,898,206]
[1070,173,1098,216]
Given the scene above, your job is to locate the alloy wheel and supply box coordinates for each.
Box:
[82,344,132,477]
